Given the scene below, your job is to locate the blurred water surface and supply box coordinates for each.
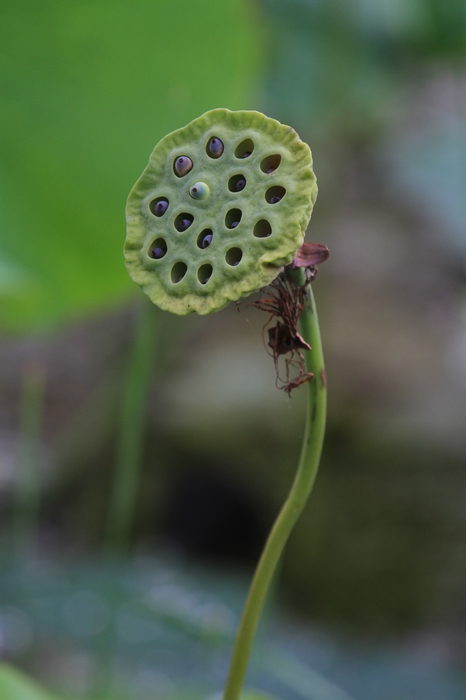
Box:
[0,553,465,700]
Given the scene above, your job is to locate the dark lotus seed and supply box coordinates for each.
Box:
[230,221,239,229]
[153,200,168,216]
[150,237,167,258]
[201,233,213,248]
[197,229,213,249]
[265,185,286,203]
[228,175,246,193]
[174,156,193,177]
[207,137,224,158]
[241,151,252,158]
[151,247,165,259]
[178,218,192,231]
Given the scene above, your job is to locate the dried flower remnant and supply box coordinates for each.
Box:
[244,242,329,393]
[292,241,329,270]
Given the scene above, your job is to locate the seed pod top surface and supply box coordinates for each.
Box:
[125,108,318,315]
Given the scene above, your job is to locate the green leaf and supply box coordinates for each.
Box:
[0,663,63,700]
[0,0,263,332]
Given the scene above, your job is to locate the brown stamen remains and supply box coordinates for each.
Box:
[240,242,329,394]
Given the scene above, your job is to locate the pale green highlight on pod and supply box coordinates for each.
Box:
[124,108,318,315]
[189,182,210,200]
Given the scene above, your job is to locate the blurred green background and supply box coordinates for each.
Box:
[1,1,466,699]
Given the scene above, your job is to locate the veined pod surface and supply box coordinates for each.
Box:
[125,108,318,315]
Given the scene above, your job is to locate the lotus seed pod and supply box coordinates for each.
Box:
[125,108,318,315]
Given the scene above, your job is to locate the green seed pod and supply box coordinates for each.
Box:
[125,108,318,315]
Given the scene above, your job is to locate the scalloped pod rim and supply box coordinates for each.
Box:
[125,108,318,315]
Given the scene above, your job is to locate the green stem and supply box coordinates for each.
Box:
[105,299,157,556]
[223,270,327,700]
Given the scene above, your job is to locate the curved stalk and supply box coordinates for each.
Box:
[223,269,327,700]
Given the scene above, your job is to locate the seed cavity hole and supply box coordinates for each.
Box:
[206,137,224,159]
[171,262,187,283]
[150,197,169,217]
[175,213,194,232]
[235,139,254,159]
[226,248,243,266]
[265,186,286,204]
[225,209,242,229]
[198,264,213,284]
[253,220,272,238]
[261,154,281,174]
[174,156,193,177]
[150,238,167,259]
[228,175,246,192]
[197,229,213,249]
